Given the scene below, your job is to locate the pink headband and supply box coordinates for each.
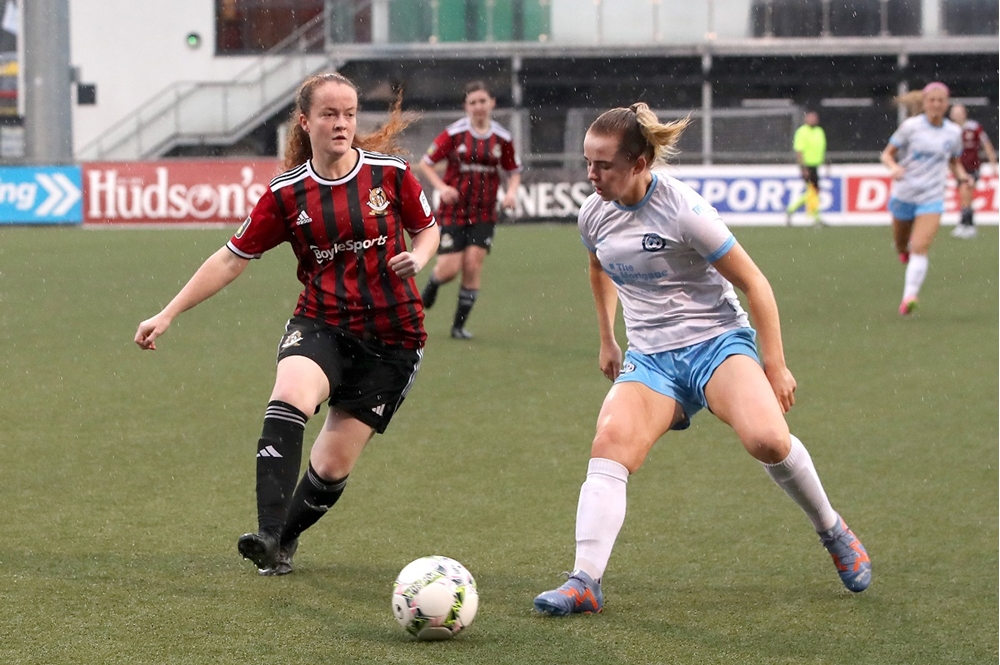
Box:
[922,82,949,96]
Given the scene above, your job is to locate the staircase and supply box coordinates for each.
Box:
[77,11,346,161]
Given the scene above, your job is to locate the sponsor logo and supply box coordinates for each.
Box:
[295,209,313,225]
[235,215,251,238]
[256,445,282,458]
[642,233,666,252]
[310,235,388,263]
[419,190,432,216]
[371,404,386,416]
[459,163,498,174]
[367,187,390,216]
[280,330,303,350]
[84,164,269,223]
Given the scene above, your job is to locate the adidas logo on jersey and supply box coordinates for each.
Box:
[295,210,313,226]
[257,445,283,458]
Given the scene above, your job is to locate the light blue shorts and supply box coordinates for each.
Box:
[616,328,759,431]
[888,197,944,222]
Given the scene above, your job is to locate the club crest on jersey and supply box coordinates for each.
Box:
[642,233,666,252]
[491,144,502,158]
[235,215,252,239]
[367,187,390,216]
[457,144,467,154]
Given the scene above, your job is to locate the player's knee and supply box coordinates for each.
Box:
[740,426,790,464]
[590,427,644,473]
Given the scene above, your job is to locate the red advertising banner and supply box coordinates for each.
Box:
[82,160,281,225]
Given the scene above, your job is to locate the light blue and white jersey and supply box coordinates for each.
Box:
[578,172,750,354]
[888,114,963,204]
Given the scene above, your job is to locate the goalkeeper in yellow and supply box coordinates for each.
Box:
[786,111,827,225]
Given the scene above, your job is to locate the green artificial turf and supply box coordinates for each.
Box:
[0,224,996,664]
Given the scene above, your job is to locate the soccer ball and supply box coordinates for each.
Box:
[391,555,479,640]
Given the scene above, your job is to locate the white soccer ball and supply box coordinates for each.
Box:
[391,555,479,640]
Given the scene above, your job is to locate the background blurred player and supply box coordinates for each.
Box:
[135,72,440,575]
[948,104,997,239]
[419,80,522,339]
[785,110,827,225]
[880,82,971,315]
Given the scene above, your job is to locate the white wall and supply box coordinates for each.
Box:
[551,0,753,45]
[70,0,255,154]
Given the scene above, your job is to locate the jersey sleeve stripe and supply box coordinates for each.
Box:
[705,235,736,263]
[226,241,259,260]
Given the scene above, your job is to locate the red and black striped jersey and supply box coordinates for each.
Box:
[959,120,988,172]
[227,149,437,349]
[422,117,522,226]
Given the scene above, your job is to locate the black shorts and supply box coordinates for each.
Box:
[275,317,423,433]
[437,223,495,254]
[802,166,820,188]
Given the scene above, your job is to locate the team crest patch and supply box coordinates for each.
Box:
[491,144,502,158]
[621,361,637,374]
[642,233,666,252]
[280,330,303,350]
[440,232,454,250]
[235,215,252,239]
[367,187,390,216]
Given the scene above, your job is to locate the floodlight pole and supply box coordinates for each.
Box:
[22,0,74,164]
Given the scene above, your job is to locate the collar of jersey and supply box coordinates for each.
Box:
[613,173,658,212]
[307,148,364,185]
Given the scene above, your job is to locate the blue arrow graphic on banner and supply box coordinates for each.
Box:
[36,172,82,216]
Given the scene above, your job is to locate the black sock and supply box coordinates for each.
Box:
[255,400,307,536]
[421,275,442,308]
[961,207,974,226]
[453,288,478,329]
[280,463,349,544]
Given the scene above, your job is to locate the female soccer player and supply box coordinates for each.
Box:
[948,103,997,239]
[880,82,970,315]
[135,73,440,575]
[419,80,522,339]
[533,103,871,616]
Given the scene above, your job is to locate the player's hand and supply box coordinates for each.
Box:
[500,191,517,214]
[388,252,423,280]
[765,364,797,412]
[135,312,172,351]
[890,165,905,180]
[439,186,460,205]
[599,340,623,382]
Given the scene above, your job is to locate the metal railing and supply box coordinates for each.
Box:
[76,9,349,161]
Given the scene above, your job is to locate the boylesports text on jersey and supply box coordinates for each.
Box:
[310,235,388,263]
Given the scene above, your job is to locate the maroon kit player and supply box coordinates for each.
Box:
[135,73,440,575]
[419,80,522,339]
[948,104,997,239]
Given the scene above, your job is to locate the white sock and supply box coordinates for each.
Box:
[762,435,838,533]
[903,253,929,301]
[574,458,629,580]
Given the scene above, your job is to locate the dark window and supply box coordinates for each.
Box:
[215,0,325,55]
[77,84,97,105]
[829,0,882,36]
[752,0,923,37]
[943,0,1000,34]
[751,0,823,37]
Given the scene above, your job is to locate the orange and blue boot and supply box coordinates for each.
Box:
[819,515,872,592]
[533,570,604,616]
